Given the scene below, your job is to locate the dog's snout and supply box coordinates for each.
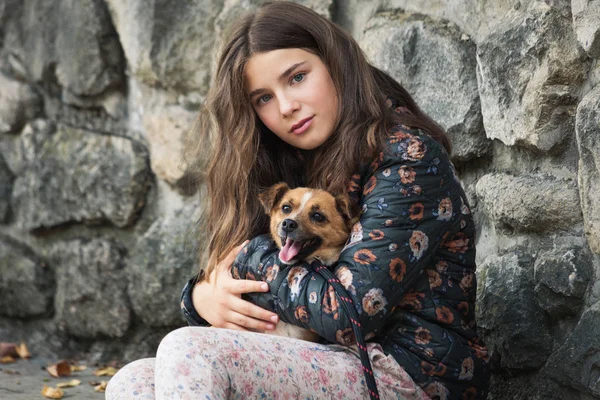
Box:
[282,219,298,233]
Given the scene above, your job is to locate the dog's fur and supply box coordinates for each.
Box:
[258,182,358,341]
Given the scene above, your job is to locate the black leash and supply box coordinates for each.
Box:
[313,264,380,400]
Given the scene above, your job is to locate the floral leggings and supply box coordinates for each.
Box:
[106,327,430,400]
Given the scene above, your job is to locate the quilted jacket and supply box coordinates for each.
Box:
[182,125,490,399]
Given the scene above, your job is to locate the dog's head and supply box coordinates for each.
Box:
[259,183,358,265]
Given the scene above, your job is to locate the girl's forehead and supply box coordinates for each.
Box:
[244,48,320,88]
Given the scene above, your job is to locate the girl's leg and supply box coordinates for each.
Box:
[154,326,429,400]
[106,358,156,400]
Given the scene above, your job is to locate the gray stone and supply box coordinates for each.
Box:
[215,0,334,35]
[9,121,152,230]
[344,0,553,48]
[477,250,553,370]
[1,0,124,97]
[572,0,600,58]
[87,325,174,363]
[0,72,41,134]
[534,245,593,317]
[105,0,222,94]
[475,172,583,233]
[576,85,600,254]
[476,2,588,152]
[0,154,12,222]
[130,82,199,188]
[546,301,600,397]
[128,200,201,327]
[50,239,131,338]
[0,238,54,318]
[361,11,489,161]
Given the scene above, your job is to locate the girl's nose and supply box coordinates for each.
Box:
[279,95,300,117]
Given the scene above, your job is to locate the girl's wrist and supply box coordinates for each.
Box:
[181,273,210,326]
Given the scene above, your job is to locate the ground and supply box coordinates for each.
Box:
[0,357,109,399]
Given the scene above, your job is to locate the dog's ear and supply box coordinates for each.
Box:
[259,182,290,214]
[335,194,360,230]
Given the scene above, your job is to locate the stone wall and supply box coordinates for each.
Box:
[0,1,598,398]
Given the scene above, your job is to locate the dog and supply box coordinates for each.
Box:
[257,182,358,341]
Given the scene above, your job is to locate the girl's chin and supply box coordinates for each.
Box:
[289,136,328,151]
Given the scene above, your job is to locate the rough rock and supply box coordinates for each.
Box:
[129,82,199,188]
[572,0,600,58]
[215,0,334,36]
[476,2,588,152]
[475,172,583,233]
[533,244,593,317]
[0,237,54,318]
[361,11,489,161]
[334,0,534,43]
[50,239,131,338]
[477,249,553,370]
[0,71,41,134]
[105,0,222,94]
[144,105,197,187]
[0,316,83,360]
[0,0,124,97]
[86,325,175,363]
[128,199,201,327]
[576,84,600,254]
[6,120,152,230]
[546,301,600,397]
[0,155,12,222]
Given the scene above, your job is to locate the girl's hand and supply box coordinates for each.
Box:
[191,242,279,331]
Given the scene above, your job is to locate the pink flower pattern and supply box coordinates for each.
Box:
[106,327,430,400]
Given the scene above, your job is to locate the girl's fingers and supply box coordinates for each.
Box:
[225,310,276,332]
[227,295,279,324]
[225,278,270,295]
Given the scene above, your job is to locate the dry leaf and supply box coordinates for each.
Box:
[93,381,108,392]
[56,379,81,388]
[15,342,31,359]
[0,355,16,363]
[0,342,17,357]
[46,361,71,378]
[94,366,118,376]
[70,364,87,372]
[41,385,64,399]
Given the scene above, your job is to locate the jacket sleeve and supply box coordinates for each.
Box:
[233,131,462,345]
[180,275,210,326]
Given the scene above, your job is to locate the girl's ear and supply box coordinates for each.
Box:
[259,183,290,214]
[335,194,360,230]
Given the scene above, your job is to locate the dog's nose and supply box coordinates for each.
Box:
[282,219,298,233]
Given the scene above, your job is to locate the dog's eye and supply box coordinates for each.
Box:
[311,212,326,223]
[282,204,292,214]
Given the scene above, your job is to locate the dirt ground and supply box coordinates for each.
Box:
[0,357,109,399]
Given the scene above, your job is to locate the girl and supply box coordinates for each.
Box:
[107,2,490,399]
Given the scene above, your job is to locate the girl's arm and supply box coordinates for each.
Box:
[234,131,469,344]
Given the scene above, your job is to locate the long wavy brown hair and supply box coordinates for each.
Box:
[189,1,450,278]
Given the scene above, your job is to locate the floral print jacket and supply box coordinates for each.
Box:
[182,125,490,399]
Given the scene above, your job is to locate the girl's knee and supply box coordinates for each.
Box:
[106,358,155,400]
[156,326,204,360]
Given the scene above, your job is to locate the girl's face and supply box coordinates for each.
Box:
[245,48,339,150]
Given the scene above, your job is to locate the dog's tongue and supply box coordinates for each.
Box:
[279,239,302,262]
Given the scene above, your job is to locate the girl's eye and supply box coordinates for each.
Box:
[282,205,292,214]
[258,94,272,105]
[311,212,326,223]
[292,73,305,84]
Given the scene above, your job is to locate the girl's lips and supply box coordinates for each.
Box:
[291,116,314,135]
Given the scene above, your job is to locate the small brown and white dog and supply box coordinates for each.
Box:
[257,182,358,341]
